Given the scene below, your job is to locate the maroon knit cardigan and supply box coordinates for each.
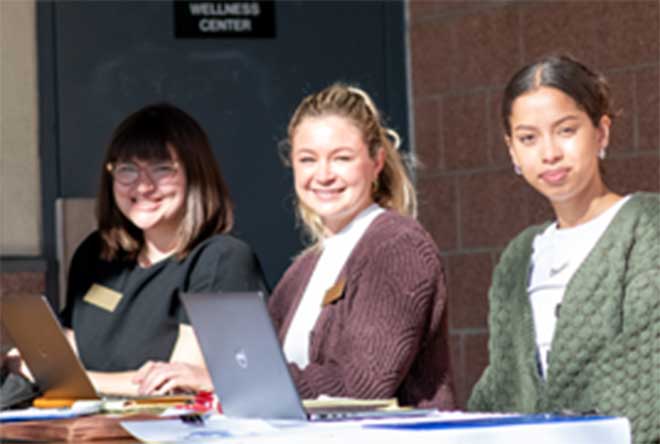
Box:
[268,211,455,410]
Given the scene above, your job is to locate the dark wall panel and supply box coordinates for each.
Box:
[42,0,408,288]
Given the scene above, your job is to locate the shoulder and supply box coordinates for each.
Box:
[65,231,106,307]
[189,234,258,264]
[597,193,660,253]
[269,248,319,320]
[71,231,103,262]
[619,192,660,227]
[270,248,319,304]
[498,223,547,267]
[276,248,319,286]
[362,210,436,251]
[182,234,263,281]
[489,223,547,293]
[182,234,267,293]
[626,191,660,207]
[608,193,660,268]
[350,211,442,276]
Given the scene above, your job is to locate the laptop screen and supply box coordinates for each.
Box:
[181,291,307,420]
[0,293,97,399]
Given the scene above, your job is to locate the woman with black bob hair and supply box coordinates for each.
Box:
[468,55,659,443]
[59,103,268,395]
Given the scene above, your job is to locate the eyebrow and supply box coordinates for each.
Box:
[293,146,356,155]
[513,115,580,132]
[115,158,175,167]
[292,148,316,155]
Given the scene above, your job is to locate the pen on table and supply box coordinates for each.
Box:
[32,398,78,408]
[129,395,194,405]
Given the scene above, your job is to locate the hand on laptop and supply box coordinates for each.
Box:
[132,361,212,395]
[1,348,33,382]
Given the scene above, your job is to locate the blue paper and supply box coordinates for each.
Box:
[0,401,101,423]
[365,414,617,431]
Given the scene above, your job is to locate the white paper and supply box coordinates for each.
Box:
[121,414,285,443]
[0,400,102,422]
[121,411,631,444]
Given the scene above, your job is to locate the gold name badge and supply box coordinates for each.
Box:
[322,278,346,307]
[83,284,123,312]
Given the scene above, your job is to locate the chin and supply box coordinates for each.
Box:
[314,205,346,221]
[544,190,580,205]
[128,216,162,231]
[132,223,159,232]
[303,199,337,213]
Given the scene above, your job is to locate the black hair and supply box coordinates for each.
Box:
[502,54,615,136]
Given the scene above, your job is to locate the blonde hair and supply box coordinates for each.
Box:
[284,83,417,245]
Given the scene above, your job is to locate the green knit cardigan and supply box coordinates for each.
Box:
[468,193,660,444]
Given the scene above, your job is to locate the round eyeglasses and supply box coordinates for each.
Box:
[106,161,179,186]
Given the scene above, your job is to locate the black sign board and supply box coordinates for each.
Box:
[174,1,275,38]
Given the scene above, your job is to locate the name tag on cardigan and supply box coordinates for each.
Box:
[83,284,122,312]
[322,278,346,307]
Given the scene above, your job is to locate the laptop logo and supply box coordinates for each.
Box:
[234,348,248,369]
[37,346,48,360]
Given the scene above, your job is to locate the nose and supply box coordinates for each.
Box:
[541,136,563,164]
[134,169,157,191]
[315,159,335,183]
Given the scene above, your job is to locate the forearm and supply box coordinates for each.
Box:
[292,242,441,400]
[289,362,344,399]
[132,324,213,395]
[467,367,494,412]
[291,357,402,400]
[63,328,78,356]
[590,284,660,442]
[87,370,139,397]
[293,295,430,399]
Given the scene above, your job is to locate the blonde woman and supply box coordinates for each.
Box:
[268,84,454,409]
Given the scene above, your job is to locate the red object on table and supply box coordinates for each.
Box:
[187,390,222,413]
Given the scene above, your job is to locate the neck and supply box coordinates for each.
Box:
[140,225,180,266]
[322,201,377,237]
[552,182,621,229]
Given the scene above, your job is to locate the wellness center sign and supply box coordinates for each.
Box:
[175,1,276,38]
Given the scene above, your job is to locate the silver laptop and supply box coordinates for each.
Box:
[0,293,98,399]
[182,291,432,422]
[182,291,309,420]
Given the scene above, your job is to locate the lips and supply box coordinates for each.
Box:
[311,188,343,200]
[540,168,570,185]
[130,197,162,210]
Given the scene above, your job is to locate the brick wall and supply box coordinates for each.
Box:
[408,0,659,408]
[0,272,45,295]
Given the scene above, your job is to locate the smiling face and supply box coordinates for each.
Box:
[112,147,187,239]
[506,86,610,206]
[291,115,384,235]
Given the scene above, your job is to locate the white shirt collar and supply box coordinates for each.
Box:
[323,203,385,250]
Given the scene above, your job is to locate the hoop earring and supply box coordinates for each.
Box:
[513,164,522,175]
[372,178,380,194]
[598,148,607,160]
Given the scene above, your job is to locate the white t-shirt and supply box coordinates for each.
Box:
[528,196,630,378]
[283,204,385,368]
